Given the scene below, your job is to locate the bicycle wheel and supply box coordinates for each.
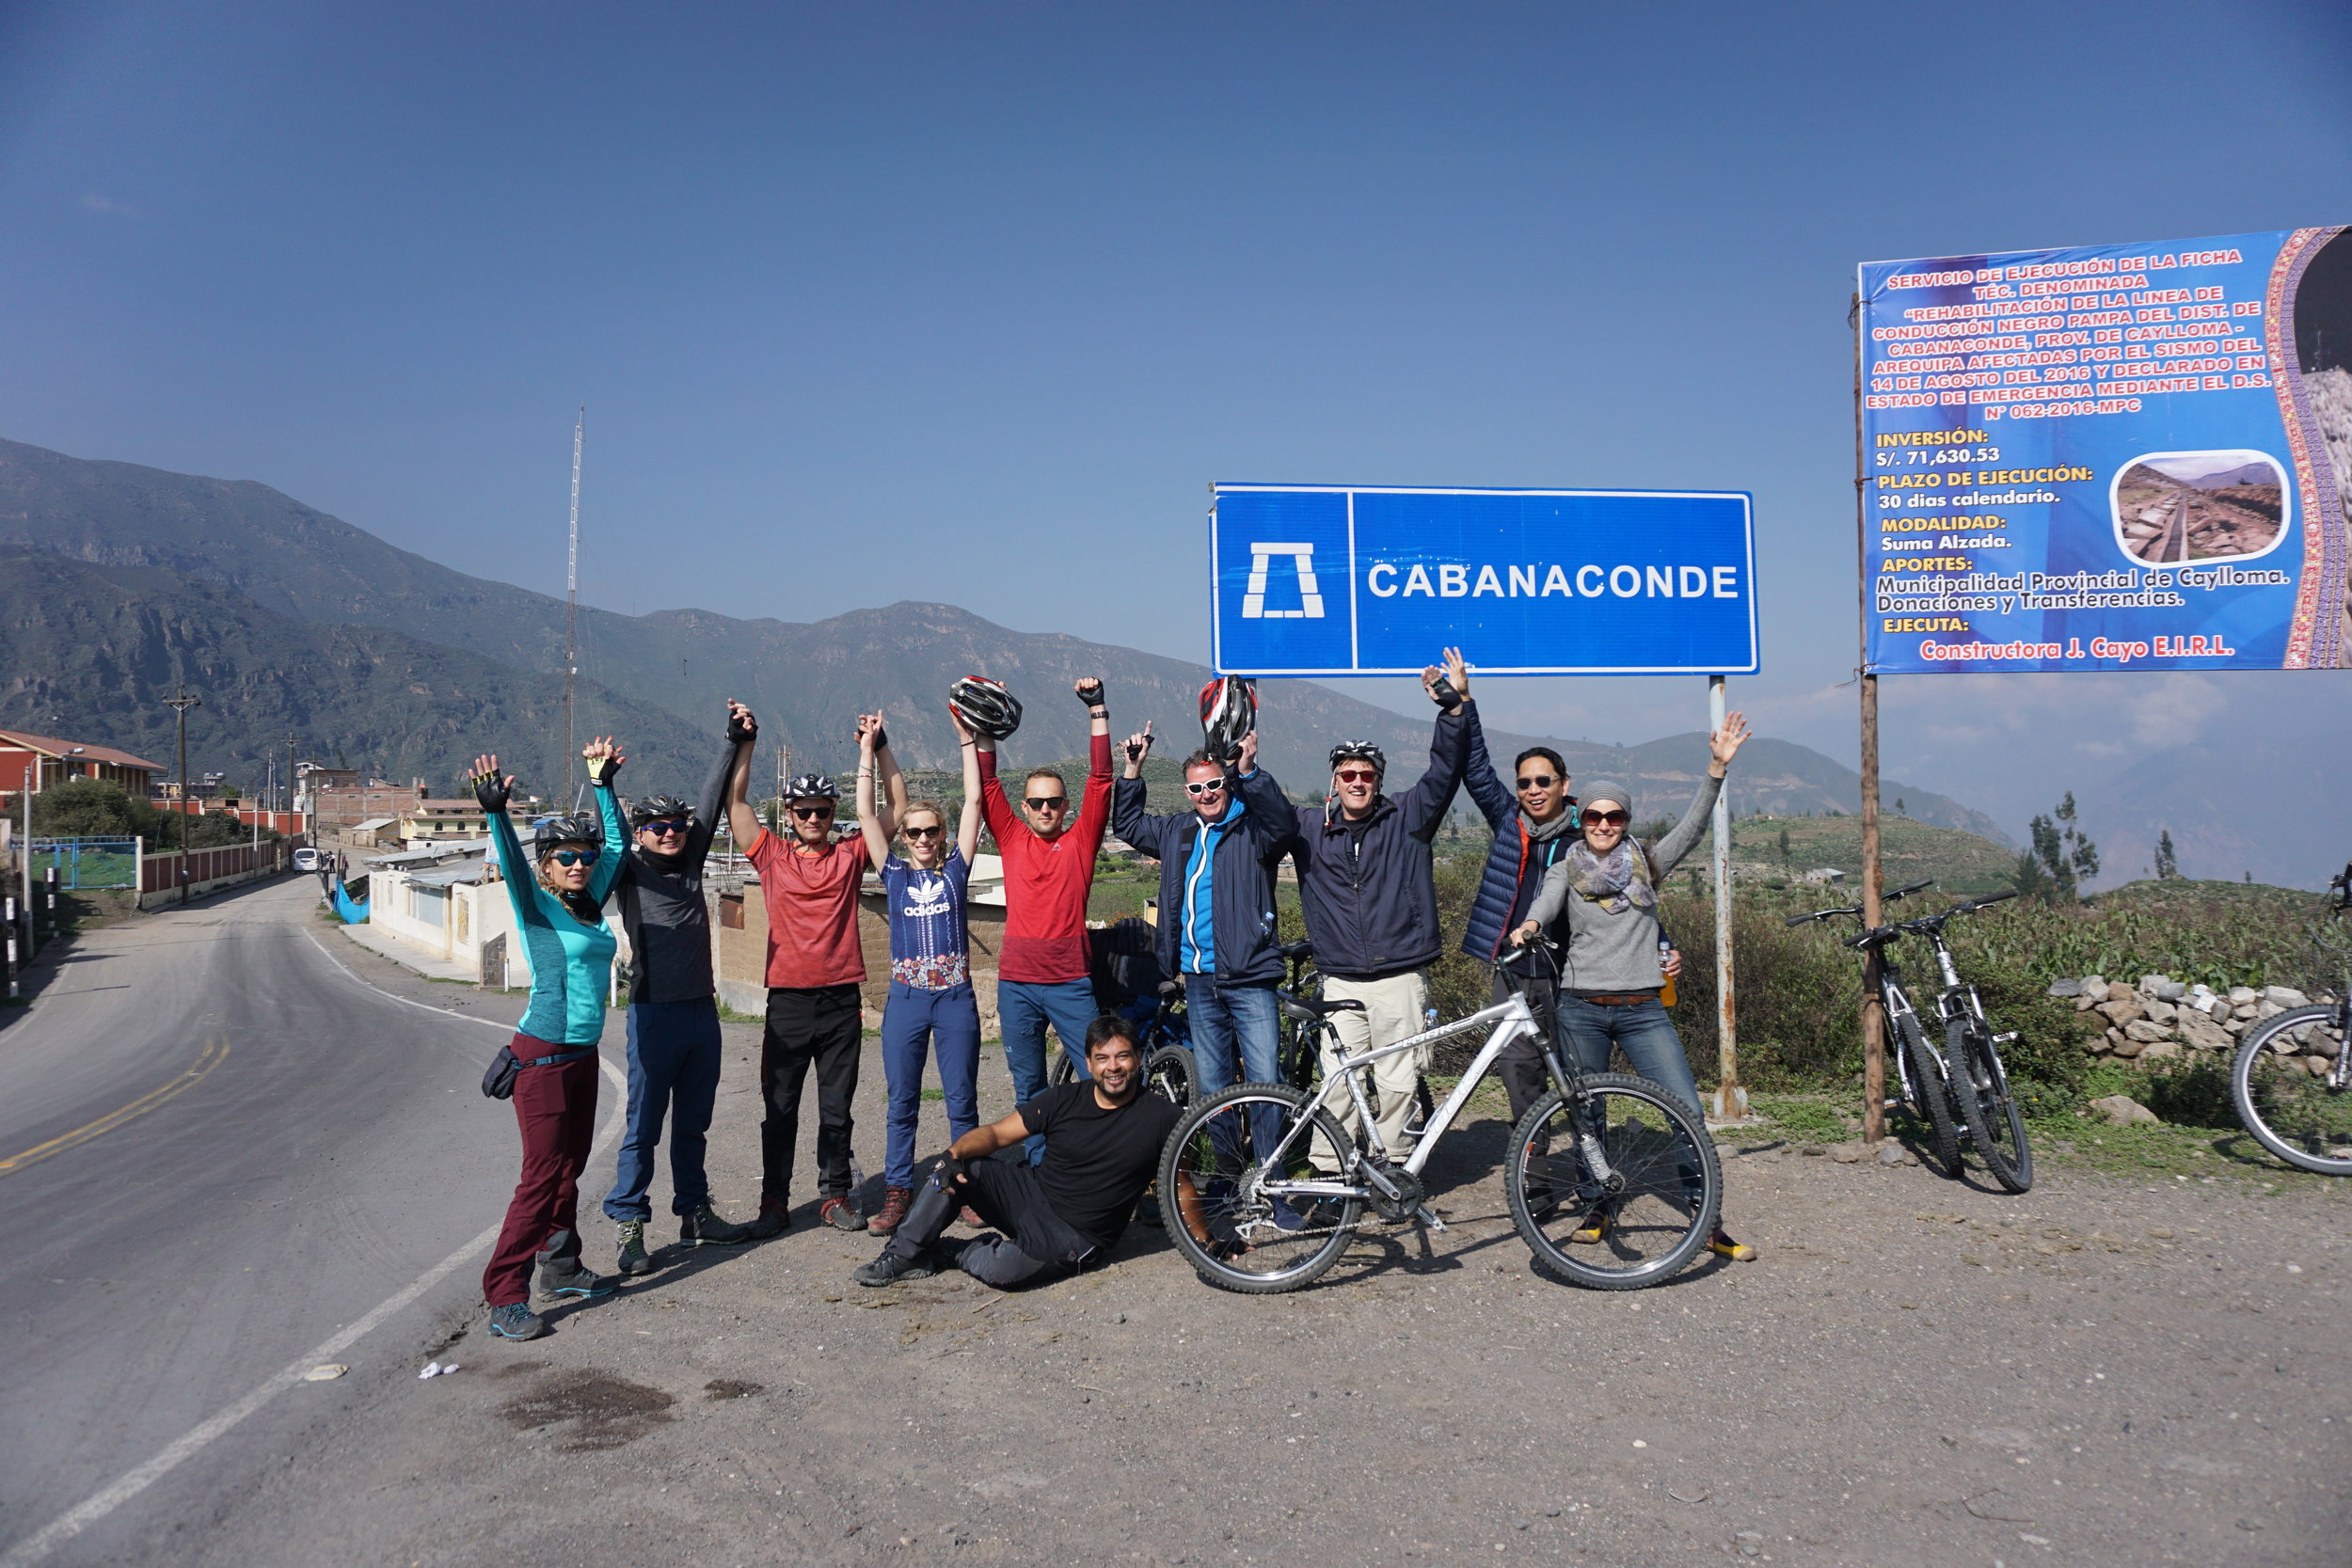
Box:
[1159,1083,1362,1293]
[1947,1020,2032,1193]
[1049,1049,1075,1088]
[1145,1043,1195,1109]
[1505,1071,1720,1291]
[2233,1006,2352,1176]
[1896,1011,1961,1176]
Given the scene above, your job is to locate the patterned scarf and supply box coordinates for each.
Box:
[1564,838,1656,914]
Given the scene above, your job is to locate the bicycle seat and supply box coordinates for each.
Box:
[1280,941,1315,963]
[1157,979,1184,997]
[1279,994,1365,1021]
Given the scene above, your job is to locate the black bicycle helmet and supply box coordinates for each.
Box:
[1198,676,1257,762]
[1327,739,1388,776]
[628,793,691,828]
[948,674,1023,739]
[531,813,601,850]
[784,772,840,802]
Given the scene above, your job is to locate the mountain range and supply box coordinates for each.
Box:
[0,436,2007,839]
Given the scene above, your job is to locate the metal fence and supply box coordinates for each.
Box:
[26,837,139,890]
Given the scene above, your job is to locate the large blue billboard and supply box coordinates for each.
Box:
[1860,226,2352,673]
[1209,485,1757,677]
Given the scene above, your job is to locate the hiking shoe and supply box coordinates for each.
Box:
[742,1198,793,1240]
[820,1196,868,1233]
[853,1249,938,1288]
[680,1204,751,1246]
[1135,1191,1163,1228]
[536,1258,616,1301]
[868,1186,913,1236]
[488,1302,548,1340]
[1708,1228,1756,1262]
[1569,1212,1613,1244]
[615,1220,655,1276]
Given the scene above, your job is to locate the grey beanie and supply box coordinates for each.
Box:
[1580,778,1634,816]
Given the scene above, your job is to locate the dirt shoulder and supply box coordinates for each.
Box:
[150,993,2351,1568]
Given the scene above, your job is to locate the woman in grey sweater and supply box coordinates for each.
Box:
[1511,711,1752,1261]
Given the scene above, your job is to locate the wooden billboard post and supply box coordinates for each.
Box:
[1851,293,1887,1146]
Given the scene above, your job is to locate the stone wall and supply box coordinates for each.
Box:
[2048,973,2333,1069]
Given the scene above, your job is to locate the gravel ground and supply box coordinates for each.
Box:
[159,947,2352,1568]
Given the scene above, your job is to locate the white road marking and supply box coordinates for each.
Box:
[0,931,628,1566]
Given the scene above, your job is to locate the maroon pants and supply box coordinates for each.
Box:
[482,1038,601,1308]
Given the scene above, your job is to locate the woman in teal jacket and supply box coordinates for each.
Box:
[472,738,629,1341]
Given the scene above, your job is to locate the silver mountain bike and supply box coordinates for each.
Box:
[1157,942,1722,1293]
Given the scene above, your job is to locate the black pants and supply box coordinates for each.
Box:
[761,983,863,1205]
[883,1153,1093,1288]
[1490,969,1562,1127]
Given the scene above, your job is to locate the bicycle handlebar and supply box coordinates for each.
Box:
[1784,878,1936,928]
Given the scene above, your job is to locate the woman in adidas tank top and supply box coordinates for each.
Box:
[855,706,984,1237]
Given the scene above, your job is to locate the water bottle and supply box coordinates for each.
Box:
[1658,937,1678,1007]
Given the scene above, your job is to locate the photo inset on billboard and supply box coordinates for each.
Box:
[2110,450,2287,564]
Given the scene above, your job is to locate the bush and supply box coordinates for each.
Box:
[2138,1056,2237,1129]
[2011,1079,2078,1119]
[26,779,276,850]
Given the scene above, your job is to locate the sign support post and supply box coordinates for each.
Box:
[1852,293,1886,1146]
[1707,673,1744,1120]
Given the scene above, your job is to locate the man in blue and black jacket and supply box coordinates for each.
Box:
[1111,724,1292,1111]
[1274,657,1469,1165]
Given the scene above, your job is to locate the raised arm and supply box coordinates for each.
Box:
[1649,710,1750,879]
[471,752,544,928]
[1447,651,1512,831]
[723,700,767,848]
[1397,660,1470,837]
[972,702,1016,846]
[581,736,629,904]
[951,706,983,863]
[1074,678,1114,843]
[687,719,739,866]
[855,713,894,867]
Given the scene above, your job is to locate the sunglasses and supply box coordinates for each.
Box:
[1582,809,1631,827]
[1515,774,1561,791]
[1334,768,1379,784]
[1184,780,1226,797]
[1025,797,1069,812]
[637,818,689,834]
[548,848,600,866]
[904,824,945,840]
[790,805,835,820]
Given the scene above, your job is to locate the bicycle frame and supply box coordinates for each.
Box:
[1248,989,1565,1209]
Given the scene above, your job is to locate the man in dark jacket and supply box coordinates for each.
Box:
[599,712,753,1275]
[1111,725,1290,1103]
[1276,659,1468,1164]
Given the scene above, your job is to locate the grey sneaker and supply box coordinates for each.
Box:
[679,1204,751,1246]
[615,1220,655,1275]
[489,1302,548,1340]
[535,1256,616,1302]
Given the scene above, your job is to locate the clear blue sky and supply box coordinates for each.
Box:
[5,1,2350,851]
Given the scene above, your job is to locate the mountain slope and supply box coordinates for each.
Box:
[0,551,719,796]
[0,435,1999,832]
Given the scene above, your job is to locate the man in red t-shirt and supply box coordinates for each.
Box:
[726,701,875,1236]
[977,677,1114,1160]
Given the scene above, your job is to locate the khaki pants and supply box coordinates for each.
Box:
[1311,970,1429,1169]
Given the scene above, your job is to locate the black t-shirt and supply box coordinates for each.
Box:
[1020,1082,1183,1253]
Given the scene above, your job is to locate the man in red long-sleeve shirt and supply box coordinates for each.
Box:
[977,677,1114,1162]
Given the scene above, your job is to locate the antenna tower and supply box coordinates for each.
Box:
[564,407,582,788]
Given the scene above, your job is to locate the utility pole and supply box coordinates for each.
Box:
[564,407,582,790]
[1708,673,1744,1121]
[1851,293,1887,1146]
[285,732,301,819]
[164,690,201,906]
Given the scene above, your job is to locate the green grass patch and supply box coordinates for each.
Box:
[1748,1093,1854,1144]
[2024,1112,2349,1194]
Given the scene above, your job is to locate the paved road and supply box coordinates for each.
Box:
[0,877,616,1566]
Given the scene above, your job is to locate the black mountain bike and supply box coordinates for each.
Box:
[1051,980,1197,1106]
[2230,863,2352,1176]
[1789,881,2032,1192]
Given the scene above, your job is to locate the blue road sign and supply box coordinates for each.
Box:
[1209,484,1758,676]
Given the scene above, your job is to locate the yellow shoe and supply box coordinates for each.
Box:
[1569,1213,1612,1244]
[1708,1229,1756,1262]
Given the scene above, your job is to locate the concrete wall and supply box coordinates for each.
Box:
[365,869,543,990]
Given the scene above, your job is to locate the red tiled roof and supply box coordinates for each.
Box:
[0,730,167,773]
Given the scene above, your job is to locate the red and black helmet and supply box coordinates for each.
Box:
[1198,676,1257,763]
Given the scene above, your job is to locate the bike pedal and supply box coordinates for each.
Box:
[1992,1031,2018,1044]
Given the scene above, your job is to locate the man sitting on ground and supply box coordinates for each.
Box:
[852,1016,1220,1289]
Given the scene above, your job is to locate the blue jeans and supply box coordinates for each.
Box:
[1552,995,1701,1114]
[997,977,1100,1163]
[1186,977,1282,1164]
[602,997,723,1223]
[881,981,982,1191]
